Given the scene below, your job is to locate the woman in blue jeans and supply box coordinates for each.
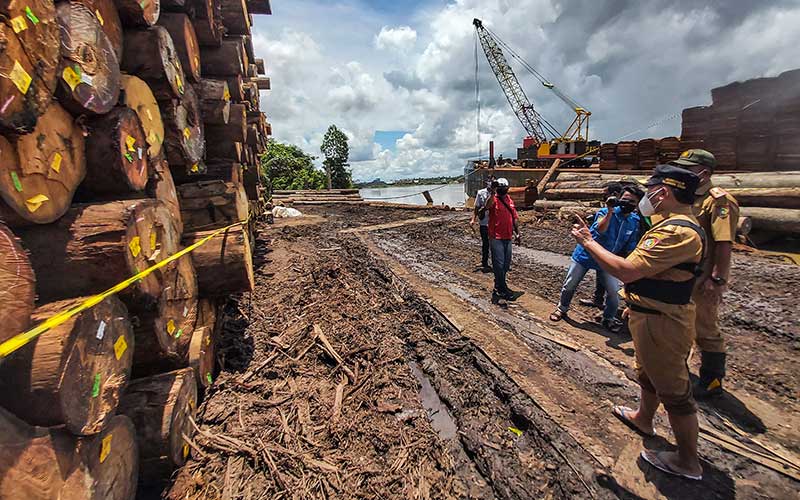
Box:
[549,186,644,332]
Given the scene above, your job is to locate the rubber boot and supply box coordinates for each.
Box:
[694,351,726,399]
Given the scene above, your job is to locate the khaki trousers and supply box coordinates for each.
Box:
[693,289,725,353]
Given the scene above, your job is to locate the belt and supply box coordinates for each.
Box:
[629,303,662,315]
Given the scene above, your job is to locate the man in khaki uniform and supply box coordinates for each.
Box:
[672,149,739,398]
[572,165,705,480]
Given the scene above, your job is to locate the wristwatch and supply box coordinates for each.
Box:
[710,276,727,286]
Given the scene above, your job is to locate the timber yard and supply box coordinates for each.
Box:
[0,1,799,500]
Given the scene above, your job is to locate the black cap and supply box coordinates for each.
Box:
[645,164,700,203]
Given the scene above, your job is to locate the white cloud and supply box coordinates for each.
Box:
[375,26,417,52]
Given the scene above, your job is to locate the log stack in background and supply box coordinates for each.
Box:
[0,0,273,495]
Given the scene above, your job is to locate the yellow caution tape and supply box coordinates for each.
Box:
[0,217,249,359]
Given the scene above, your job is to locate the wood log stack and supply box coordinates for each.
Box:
[271,189,366,205]
[0,0,273,495]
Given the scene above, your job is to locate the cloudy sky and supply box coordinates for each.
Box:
[252,0,800,182]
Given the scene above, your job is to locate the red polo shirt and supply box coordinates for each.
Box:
[488,194,518,240]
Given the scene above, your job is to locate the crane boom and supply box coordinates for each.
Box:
[473,18,549,144]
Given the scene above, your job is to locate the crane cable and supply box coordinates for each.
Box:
[475,30,482,160]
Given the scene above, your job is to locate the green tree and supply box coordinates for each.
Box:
[260,139,327,192]
[320,124,352,189]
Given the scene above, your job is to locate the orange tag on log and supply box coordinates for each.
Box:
[114,335,127,360]
[25,194,48,213]
[10,61,32,95]
[125,135,136,152]
[100,434,112,463]
[10,16,27,33]
[128,236,141,257]
[166,319,176,335]
[50,153,62,173]
[62,66,81,91]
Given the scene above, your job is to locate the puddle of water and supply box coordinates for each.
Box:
[408,361,458,440]
[514,247,572,268]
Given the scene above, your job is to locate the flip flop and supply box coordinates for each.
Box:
[640,450,703,481]
[612,405,657,437]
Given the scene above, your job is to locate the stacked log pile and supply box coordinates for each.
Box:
[272,189,365,205]
[599,137,684,171]
[0,0,273,495]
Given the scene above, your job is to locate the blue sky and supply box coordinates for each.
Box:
[253,0,800,181]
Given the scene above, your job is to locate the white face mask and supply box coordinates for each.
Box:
[638,187,665,217]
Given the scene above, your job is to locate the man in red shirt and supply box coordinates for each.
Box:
[486,178,522,305]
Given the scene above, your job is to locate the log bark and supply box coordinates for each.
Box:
[190,0,222,46]
[157,13,201,83]
[197,78,231,124]
[254,76,270,90]
[0,409,138,500]
[0,296,134,435]
[121,26,185,101]
[741,207,800,235]
[183,224,254,295]
[242,164,259,200]
[118,368,197,469]
[178,180,248,231]
[254,58,265,74]
[0,103,86,226]
[161,84,205,171]
[206,140,243,162]
[120,75,165,159]
[18,199,181,304]
[55,2,121,116]
[555,171,800,189]
[200,39,244,76]
[0,223,35,344]
[220,0,250,35]
[541,188,604,201]
[205,102,246,142]
[242,81,259,110]
[190,299,217,389]
[0,0,59,133]
[146,158,183,235]
[225,74,245,101]
[82,107,149,196]
[114,0,160,27]
[723,187,800,209]
[75,0,124,61]
[173,161,242,185]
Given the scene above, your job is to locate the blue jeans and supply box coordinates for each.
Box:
[491,239,512,294]
[558,260,620,320]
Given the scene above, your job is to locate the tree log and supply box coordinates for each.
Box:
[0,296,134,435]
[246,123,258,146]
[19,199,181,304]
[82,106,149,196]
[0,103,86,226]
[122,26,185,101]
[161,83,205,170]
[0,0,59,133]
[205,102,246,142]
[199,39,243,76]
[254,57,264,74]
[0,409,138,500]
[205,140,243,162]
[254,76,270,90]
[224,74,245,101]
[55,2,121,116]
[146,158,183,234]
[242,164,259,200]
[741,207,800,235]
[190,0,222,46]
[172,160,242,185]
[190,299,217,388]
[157,13,201,83]
[118,368,197,469]
[555,171,800,189]
[242,81,259,110]
[541,188,604,201]
[178,180,248,231]
[246,0,271,15]
[197,78,230,124]
[219,0,249,35]
[75,0,124,61]
[120,75,165,159]
[183,224,254,295]
[114,0,160,27]
[0,222,35,344]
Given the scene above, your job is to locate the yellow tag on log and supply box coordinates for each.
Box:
[128,236,141,257]
[113,335,127,360]
[100,434,112,463]
[62,66,81,91]
[166,319,176,335]
[150,230,156,250]
[95,9,104,25]
[50,153,62,173]
[183,443,189,459]
[125,135,136,152]
[25,194,48,213]
[10,16,28,33]
[223,88,231,101]
[183,127,191,139]
[191,163,199,173]
[10,61,32,95]
[147,129,157,145]
[175,74,184,94]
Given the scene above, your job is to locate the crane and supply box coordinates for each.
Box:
[473,18,594,162]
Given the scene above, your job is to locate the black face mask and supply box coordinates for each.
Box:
[619,200,636,214]
[497,187,509,196]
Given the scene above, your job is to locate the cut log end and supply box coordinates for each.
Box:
[84,107,150,196]
[0,223,35,343]
[78,415,139,500]
[158,13,201,83]
[120,75,165,158]
[114,0,161,27]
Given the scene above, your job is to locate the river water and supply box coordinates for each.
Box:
[359,183,466,207]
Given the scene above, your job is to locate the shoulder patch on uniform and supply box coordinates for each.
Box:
[640,236,660,250]
[710,187,727,199]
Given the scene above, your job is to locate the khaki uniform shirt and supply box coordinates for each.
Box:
[621,206,704,319]
[692,184,739,281]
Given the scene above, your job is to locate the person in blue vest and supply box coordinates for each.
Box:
[550,185,645,332]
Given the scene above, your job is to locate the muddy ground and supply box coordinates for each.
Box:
[165,205,799,500]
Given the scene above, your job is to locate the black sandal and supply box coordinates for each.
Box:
[549,309,565,322]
